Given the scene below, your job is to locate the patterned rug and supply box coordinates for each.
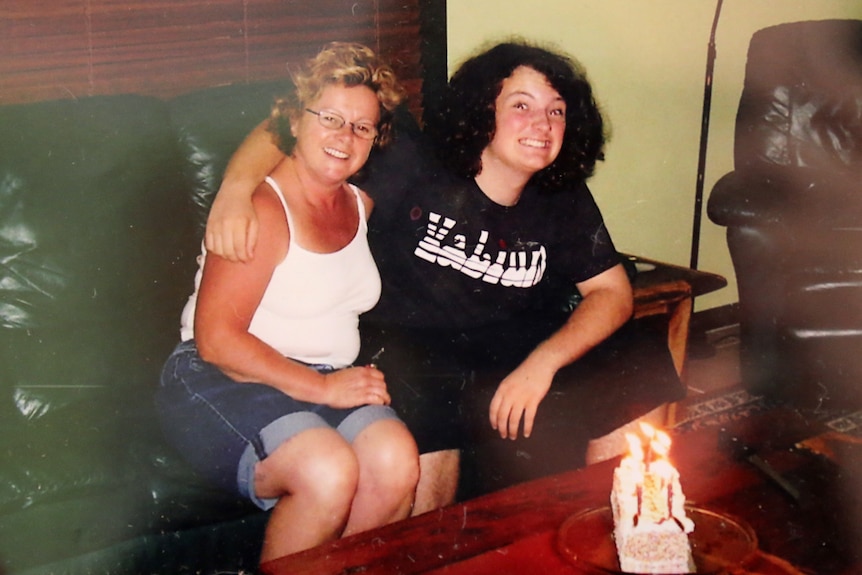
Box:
[672,385,862,439]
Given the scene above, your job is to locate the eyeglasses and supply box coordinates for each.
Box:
[305,108,378,140]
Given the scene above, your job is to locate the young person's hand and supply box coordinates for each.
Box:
[488,361,555,440]
[205,120,283,262]
[205,189,259,262]
[488,264,634,440]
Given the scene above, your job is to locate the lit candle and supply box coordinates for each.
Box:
[621,423,680,524]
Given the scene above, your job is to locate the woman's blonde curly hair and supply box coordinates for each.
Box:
[268,42,406,153]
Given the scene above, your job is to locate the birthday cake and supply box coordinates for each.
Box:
[610,423,695,574]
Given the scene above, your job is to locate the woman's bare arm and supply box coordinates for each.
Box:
[205,120,285,262]
[197,186,390,407]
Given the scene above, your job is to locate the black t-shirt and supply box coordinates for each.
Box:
[358,108,621,330]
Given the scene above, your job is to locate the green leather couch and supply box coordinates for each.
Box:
[0,80,297,575]
[0,75,685,574]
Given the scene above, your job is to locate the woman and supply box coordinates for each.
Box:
[156,43,419,563]
[205,40,682,507]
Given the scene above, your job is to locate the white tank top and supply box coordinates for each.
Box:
[180,177,381,368]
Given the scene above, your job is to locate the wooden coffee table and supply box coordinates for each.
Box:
[261,407,861,575]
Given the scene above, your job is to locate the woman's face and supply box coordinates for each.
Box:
[481,66,566,181]
[292,83,380,186]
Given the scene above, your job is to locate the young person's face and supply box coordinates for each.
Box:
[292,83,380,185]
[481,66,566,181]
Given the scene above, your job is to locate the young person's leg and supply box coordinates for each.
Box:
[457,317,684,497]
[358,323,469,512]
[413,449,459,515]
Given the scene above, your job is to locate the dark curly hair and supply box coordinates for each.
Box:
[427,40,607,192]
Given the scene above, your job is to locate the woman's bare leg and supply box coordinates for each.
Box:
[254,427,359,563]
[343,419,420,536]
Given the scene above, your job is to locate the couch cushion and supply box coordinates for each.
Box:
[0,94,205,570]
[0,92,195,424]
[168,79,296,232]
[0,95,195,329]
[736,19,862,177]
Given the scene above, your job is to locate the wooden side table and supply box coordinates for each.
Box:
[586,255,728,463]
[625,254,727,377]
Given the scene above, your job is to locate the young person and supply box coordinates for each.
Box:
[155,43,419,563]
[205,40,683,509]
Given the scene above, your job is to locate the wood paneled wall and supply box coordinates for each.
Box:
[0,0,446,120]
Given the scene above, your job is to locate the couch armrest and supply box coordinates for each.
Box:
[708,170,787,227]
[708,168,862,228]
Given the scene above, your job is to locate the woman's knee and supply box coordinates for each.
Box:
[354,420,420,490]
[256,428,360,501]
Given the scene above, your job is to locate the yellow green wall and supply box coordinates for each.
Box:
[447,1,862,311]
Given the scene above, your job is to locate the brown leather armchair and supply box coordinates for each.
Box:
[708,20,862,409]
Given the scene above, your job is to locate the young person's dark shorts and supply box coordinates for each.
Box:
[359,314,684,497]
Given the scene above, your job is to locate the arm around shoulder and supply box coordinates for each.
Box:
[206,120,285,262]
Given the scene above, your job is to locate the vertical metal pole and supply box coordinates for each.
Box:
[690,0,724,270]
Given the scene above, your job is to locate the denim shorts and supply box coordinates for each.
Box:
[155,340,400,510]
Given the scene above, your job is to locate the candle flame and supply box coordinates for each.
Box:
[614,422,693,533]
[638,421,656,437]
[624,423,677,467]
[637,422,673,459]
[624,432,644,462]
[619,423,679,522]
